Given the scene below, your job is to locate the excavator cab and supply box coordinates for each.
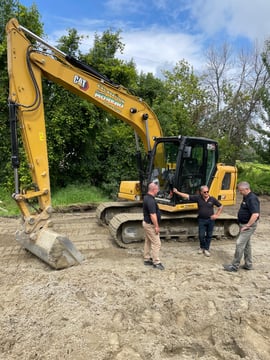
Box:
[147,136,237,211]
[148,136,216,198]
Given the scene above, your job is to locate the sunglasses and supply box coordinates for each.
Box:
[203,191,209,193]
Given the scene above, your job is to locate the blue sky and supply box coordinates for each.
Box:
[19,0,270,76]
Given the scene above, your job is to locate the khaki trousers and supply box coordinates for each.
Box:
[143,221,161,264]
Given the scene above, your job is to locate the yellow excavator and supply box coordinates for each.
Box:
[5,18,239,269]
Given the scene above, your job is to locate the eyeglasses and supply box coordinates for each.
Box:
[203,191,209,193]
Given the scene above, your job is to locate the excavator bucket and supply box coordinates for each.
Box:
[16,228,84,269]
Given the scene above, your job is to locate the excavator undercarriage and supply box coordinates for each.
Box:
[97,203,240,249]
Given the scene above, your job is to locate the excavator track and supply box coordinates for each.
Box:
[96,201,142,225]
[108,210,240,249]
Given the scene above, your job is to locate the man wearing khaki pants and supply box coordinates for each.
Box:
[143,182,165,270]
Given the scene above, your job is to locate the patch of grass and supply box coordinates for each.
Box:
[51,184,109,206]
[0,190,19,216]
[0,184,109,217]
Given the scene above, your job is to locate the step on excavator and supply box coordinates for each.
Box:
[5,19,239,268]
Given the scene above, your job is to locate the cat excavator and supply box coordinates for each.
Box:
[5,18,239,269]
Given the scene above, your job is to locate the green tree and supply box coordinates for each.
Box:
[44,27,141,195]
[135,72,166,107]
[42,28,99,187]
[79,30,143,194]
[161,60,209,136]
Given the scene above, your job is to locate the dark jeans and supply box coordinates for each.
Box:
[198,218,215,251]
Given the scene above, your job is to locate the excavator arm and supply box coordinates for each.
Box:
[5,18,163,268]
[7,19,162,153]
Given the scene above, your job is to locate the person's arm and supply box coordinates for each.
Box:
[173,188,189,199]
[150,213,160,234]
[211,205,223,220]
[242,213,259,231]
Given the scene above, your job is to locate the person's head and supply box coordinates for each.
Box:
[200,185,209,198]
[148,182,159,196]
[237,181,251,196]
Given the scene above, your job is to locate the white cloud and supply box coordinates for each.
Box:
[116,29,204,75]
[189,0,270,43]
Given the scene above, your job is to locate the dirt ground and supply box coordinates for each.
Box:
[0,195,269,360]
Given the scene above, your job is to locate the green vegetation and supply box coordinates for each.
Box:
[51,184,109,206]
[0,189,18,216]
[237,162,270,195]
[0,162,269,218]
[0,184,109,217]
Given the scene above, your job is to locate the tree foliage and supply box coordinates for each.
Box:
[161,60,209,136]
[1,0,269,199]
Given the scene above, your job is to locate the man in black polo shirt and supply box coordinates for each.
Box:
[143,182,165,270]
[173,185,223,256]
[223,181,260,272]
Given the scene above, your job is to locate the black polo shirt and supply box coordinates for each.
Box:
[189,195,222,219]
[143,194,161,224]
[238,192,260,224]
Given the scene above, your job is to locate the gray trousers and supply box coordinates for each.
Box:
[232,223,257,268]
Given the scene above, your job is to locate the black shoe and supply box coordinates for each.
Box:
[241,264,253,270]
[144,258,153,266]
[223,264,237,272]
[153,263,165,270]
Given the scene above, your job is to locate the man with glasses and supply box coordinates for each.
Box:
[223,181,260,272]
[173,185,223,256]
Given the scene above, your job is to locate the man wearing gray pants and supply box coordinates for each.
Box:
[223,181,260,272]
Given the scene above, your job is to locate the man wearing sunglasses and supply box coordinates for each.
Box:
[173,185,223,256]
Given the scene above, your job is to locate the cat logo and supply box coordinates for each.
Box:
[73,75,89,91]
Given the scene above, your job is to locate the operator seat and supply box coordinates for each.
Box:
[183,158,199,175]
